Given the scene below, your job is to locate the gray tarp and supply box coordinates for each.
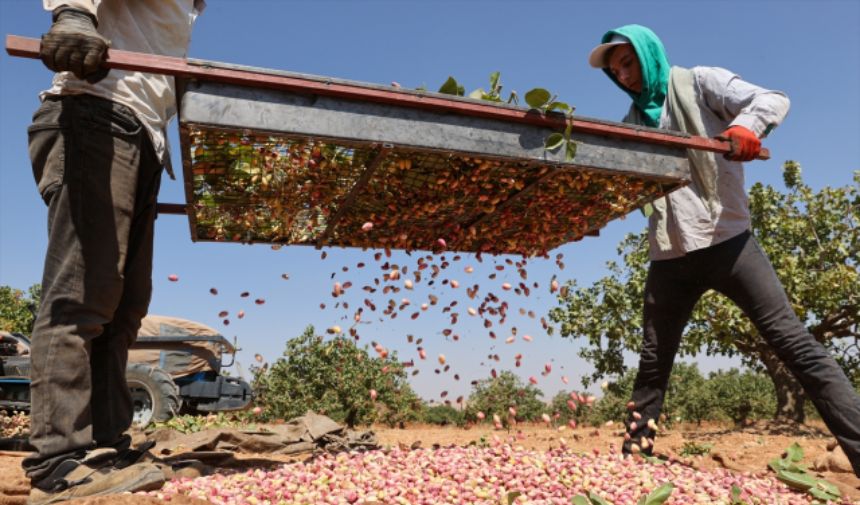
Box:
[130,315,227,378]
[147,412,378,456]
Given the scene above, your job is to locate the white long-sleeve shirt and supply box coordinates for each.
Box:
[633,66,790,260]
[41,0,205,174]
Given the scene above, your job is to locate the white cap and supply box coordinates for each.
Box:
[588,34,632,68]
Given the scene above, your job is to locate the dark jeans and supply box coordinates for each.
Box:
[623,230,860,476]
[22,94,163,484]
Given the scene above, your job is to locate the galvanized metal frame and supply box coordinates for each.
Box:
[6,34,733,254]
[5,35,769,160]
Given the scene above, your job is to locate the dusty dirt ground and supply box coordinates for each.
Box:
[1,420,858,504]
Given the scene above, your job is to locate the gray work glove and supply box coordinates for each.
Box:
[40,8,110,83]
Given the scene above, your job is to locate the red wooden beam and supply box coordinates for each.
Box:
[7,34,769,160]
[156,203,187,215]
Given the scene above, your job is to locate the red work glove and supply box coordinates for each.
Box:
[40,8,110,83]
[717,125,761,162]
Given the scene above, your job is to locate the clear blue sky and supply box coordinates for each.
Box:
[1,1,858,404]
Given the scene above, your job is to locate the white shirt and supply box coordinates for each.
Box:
[41,0,205,174]
[645,66,790,260]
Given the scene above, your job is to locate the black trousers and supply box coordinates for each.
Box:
[22,95,163,484]
[622,230,860,476]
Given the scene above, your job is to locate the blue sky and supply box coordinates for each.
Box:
[1,1,858,404]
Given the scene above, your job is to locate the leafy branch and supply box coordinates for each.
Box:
[437,73,577,162]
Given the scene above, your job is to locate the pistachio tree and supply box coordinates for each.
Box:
[0,284,40,333]
[464,370,545,426]
[251,326,421,427]
[549,163,859,422]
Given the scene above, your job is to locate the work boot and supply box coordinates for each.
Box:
[27,448,165,505]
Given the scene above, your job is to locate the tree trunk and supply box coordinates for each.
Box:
[757,343,807,423]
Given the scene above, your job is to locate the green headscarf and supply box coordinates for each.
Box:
[601,24,670,127]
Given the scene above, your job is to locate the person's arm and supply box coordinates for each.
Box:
[696,66,790,161]
[43,0,97,18]
[40,0,110,83]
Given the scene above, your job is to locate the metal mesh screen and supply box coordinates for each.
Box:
[183,125,676,255]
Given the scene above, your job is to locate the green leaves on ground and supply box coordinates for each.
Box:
[637,483,674,505]
[570,484,672,505]
[571,491,611,505]
[730,485,750,505]
[768,443,841,504]
[500,491,521,505]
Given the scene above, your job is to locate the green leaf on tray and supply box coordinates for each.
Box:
[525,87,551,109]
[545,133,565,150]
[548,101,571,113]
[640,202,654,218]
[565,141,577,162]
[439,76,462,96]
[469,88,486,99]
[489,71,501,91]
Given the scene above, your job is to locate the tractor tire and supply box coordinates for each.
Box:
[126,363,181,427]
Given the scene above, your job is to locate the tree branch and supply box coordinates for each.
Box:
[810,305,858,341]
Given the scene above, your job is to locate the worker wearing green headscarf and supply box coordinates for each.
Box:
[589,25,860,476]
[593,24,670,127]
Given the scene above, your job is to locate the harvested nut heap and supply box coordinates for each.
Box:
[186,128,669,256]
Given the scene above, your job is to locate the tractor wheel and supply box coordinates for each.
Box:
[126,363,181,427]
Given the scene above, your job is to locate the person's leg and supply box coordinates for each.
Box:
[714,233,860,476]
[91,131,162,449]
[23,95,149,486]
[623,257,706,455]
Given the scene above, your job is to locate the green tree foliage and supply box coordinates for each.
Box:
[707,368,776,426]
[587,374,635,426]
[584,363,715,426]
[586,365,774,427]
[549,164,859,421]
[665,362,716,426]
[251,326,421,427]
[464,371,545,426]
[548,389,593,426]
[0,284,41,333]
[421,403,466,427]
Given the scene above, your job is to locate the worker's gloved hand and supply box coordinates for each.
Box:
[40,8,110,83]
[717,125,761,162]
